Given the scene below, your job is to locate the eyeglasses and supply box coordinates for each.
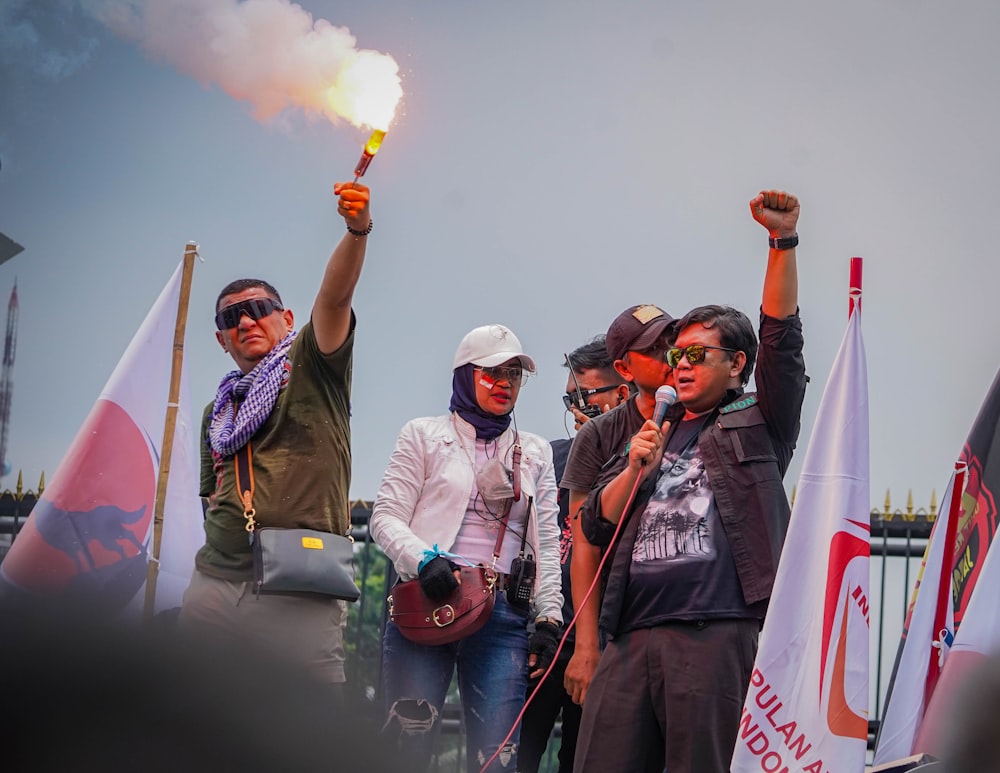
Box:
[215,298,283,330]
[562,384,620,411]
[665,344,739,368]
[478,365,525,386]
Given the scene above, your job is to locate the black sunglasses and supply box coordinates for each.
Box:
[665,344,738,368]
[215,298,283,330]
[562,384,620,411]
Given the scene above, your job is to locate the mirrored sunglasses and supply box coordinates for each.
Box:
[214,298,283,330]
[665,344,739,368]
[478,365,525,386]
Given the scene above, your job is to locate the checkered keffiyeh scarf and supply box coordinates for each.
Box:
[209,331,297,457]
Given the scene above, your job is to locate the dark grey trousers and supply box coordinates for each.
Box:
[573,619,759,773]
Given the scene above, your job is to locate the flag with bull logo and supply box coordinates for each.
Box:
[0,257,200,614]
[731,295,869,773]
[874,367,1000,759]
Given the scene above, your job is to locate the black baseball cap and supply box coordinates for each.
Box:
[605,304,676,361]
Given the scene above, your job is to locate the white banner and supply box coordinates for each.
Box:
[732,304,869,773]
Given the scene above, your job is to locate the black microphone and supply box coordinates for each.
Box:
[652,385,678,426]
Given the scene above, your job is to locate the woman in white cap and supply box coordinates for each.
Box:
[371,323,563,773]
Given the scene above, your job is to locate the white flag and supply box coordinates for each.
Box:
[732,304,869,773]
[0,258,200,615]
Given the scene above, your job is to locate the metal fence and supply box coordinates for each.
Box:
[868,501,935,757]
[0,475,39,560]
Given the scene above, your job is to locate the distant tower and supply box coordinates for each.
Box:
[0,281,18,478]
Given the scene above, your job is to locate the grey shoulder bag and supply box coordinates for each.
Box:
[236,441,360,602]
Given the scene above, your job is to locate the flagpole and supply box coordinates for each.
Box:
[924,460,966,703]
[143,241,198,621]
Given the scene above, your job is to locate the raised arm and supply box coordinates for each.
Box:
[750,189,799,320]
[312,182,372,354]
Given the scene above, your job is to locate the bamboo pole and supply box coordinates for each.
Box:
[143,242,198,621]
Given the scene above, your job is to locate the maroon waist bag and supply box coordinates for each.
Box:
[388,566,497,646]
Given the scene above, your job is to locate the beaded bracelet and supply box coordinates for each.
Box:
[347,219,374,237]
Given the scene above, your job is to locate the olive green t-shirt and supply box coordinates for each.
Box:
[195,320,353,581]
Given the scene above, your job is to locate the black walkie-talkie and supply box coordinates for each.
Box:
[507,555,536,607]
[507,496,536,608]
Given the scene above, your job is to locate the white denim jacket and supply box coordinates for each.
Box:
[370,412,564,623]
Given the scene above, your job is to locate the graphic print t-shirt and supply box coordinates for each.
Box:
[619,417,755,632]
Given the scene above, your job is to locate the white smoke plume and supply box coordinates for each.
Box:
[80,0,403,129]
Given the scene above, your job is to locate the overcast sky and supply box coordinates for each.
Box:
[2,0,998,523]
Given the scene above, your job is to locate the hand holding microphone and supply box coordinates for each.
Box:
[599,383,679,530]
[629,384,677,473]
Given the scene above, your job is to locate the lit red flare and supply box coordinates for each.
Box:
[354,129,386,178]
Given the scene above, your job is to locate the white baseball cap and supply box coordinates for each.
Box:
[452,324,537,372]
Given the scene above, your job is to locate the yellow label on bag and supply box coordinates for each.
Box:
[301,537,324,550]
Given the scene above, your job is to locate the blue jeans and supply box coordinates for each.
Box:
[382,594,530,772]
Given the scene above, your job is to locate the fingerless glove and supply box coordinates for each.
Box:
[417,556,459,602]
[528,621,561,675]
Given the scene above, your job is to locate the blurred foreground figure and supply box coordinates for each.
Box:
[0,598,392,772]
[938,648,1000,773]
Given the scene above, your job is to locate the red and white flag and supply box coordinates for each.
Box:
[0,258,200,615]
[913,516,1000,756]
[732,296,869,773]
[908,369,1000,755]
[872,467,963,766]
[873,366,1000,762]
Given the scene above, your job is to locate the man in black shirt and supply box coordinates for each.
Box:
[561,304,678,709]
[517,336,629,773]
[574,190,807,773]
